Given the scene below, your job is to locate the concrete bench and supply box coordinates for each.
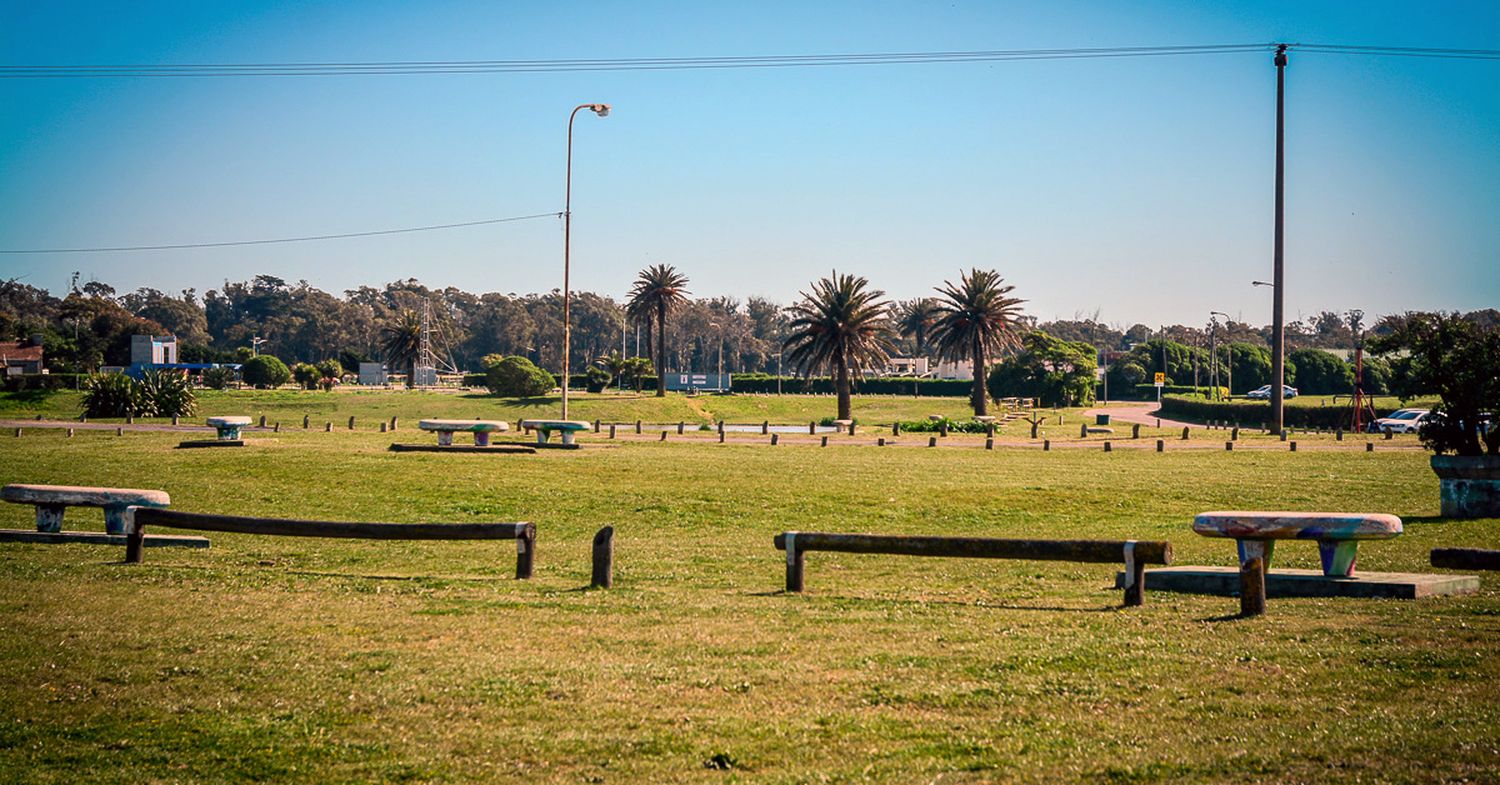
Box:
[519,419,591,447]
[417,419,510,447]
[1192,510,1403,579]
[775,531,1172,606]
[206,416,252,440]
[1,483,170,535]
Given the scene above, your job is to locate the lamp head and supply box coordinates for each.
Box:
[591,104,611,117]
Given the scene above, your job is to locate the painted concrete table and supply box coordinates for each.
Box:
[1193,510,1403,578]
[519,420,591,446]
[206,416,252,441]
[1,483,171,535]
[417,419,510,447]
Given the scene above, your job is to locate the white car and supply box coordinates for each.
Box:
[1247,384,1299,400]
[1369,408,1430,434]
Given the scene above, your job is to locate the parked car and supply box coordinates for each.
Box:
[1247,384,1299,400]
[1368,408,1431,433]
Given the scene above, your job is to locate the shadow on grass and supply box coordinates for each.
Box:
[745,589,1120,614]
[110,561,511,583]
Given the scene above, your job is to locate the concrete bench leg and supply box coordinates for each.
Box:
[35,504,64,533]
[1237,539,1274,571]
[474,431,491,447]
[562,431,576,446]
[102,504,130,535]
[437,431,454,447]
[217,426,241,441]
[535,431,549,445]
[1319,540,1359,577]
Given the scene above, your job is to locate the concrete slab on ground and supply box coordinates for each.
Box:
[0,529,210,548]
[387,443,537,454]
[1114,566,1479,599]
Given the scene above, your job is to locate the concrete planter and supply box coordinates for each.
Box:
[1431,455,1500,518]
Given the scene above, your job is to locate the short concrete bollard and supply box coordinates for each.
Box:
[1181,427,1190,440]
[593,419,601,433]
[172,415,179,426]
[1366,441,1374,452]
[303,415,310,429]
[718,421,725,437]
[677,421,685,435]
[635,420,642,434]
[1336,429,1343,441]
[878,437,885,447]
[892,422,900,436]
[1385,430,1393,440]
[274,422,280,433]
[1290,441,1297,452]
[325,422,332,432]
[380,422,388,433]
[1080,423,1088,438]
[126,414,133,424]
[770,434,778,445]
[348,416,356,430]
[258,415,266,428]
[1156,439,1164,452]
[68,428,74,438]
[391,416,398,431]
[1043,439,1051,451]
[1226,441,1233,451]
[609,424,617,439]
[1132,423,1141,439]
[820,436,828,447]
[808,422,815,435]
[761,420,769,435]
[928,436,937,448]
[985,438,993,450]
[660,431,667,442]
[13,428,20,437]
[848,421,856,436]
[116,427,123,436]
[591,526,614,589]
[1103,441,1112,452]
[938,422,948,437]
[1280,431,1288,442]
[1231,427,1239,441]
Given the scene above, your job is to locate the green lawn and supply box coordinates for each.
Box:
[0,421,1495,783]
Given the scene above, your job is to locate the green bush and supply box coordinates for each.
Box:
[81,372,143,418]
[1,373,86,392]
[134,368,197,417]
[584,367,612,393]
[292,362,322,390]
[898,417,990,434]
[1157,395,1405,430]
[1130,384,1226,400]
[485,356,555,398]
[732,374,972,396]
[241,355,291,389]
[200,366,235,390]
[315,359,343,380]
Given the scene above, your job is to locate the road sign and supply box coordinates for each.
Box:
[1153,372,1166,387]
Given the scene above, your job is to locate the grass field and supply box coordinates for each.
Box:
[0,393,1496,783]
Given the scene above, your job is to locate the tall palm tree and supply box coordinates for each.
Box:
[627,265,690,397]
[783,271,895,422]
[895,298,940,358]
[929,268,1027,416]
[380,309,423,388]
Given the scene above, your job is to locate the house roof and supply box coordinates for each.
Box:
[0,341,44,363]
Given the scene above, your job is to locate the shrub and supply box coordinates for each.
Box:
[1157,395,1407,430]
[898,417,989,433]
[315,358,343,380]
[1371,312,1500,456]
[200,366,235,390]
[292,362,322,390]
[584,366,611,393]
[484,355,555,398]
[134,368,197,417]
[241,355,291,388]
[81,372,143,418]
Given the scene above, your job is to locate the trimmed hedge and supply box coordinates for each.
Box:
[1,373,86,392]
[1128,384,1227,400]
[1158,395,1405,429]
[730,374,973,396]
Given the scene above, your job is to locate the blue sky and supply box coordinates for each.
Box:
[2,1,1496,328]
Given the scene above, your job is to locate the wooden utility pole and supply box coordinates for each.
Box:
[1270,44,1288,436]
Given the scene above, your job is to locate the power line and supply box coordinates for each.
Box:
[0,43,1277,78]
[0,212,561,254]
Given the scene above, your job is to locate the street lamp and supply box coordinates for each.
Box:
[708,322,724,392]
[773,352,783,395]
[1209,311,1230,399]
[561,102,611,419]
[251,336,266,357]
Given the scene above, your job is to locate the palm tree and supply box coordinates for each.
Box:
[380,309,422,388]
[895,298,940,358]
[595,352,628,389]
[929,268,1027,416]
[627,265,690,397]
[783,271,895,422]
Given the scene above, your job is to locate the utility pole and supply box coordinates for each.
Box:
[1270,43,1288,435]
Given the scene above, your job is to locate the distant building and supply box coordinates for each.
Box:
[885,357,930,377]
[1,334,45,375]
[130,335,178,365]
[934,359,973,380]
[358,362,389,385]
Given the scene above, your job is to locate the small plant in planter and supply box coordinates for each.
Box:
[1371,312,1500,517]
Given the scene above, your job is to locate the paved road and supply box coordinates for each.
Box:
[1080,403,1196,429]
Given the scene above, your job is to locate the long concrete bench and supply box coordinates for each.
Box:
[774,532,1172,606]
[126,508,536,579]
[2,483,170,535]
[519,419,590,448]
[1193,510,1403,616]
[206,416,252,440]
[417,419,510,447]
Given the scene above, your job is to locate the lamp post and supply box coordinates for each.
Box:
[251,336,265,357]
[561,102,611,419]
[708,322,724,392]
[1269,44,1288,435]
[773,352,783,395]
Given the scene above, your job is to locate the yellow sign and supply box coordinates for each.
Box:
[1153,372,1166,386]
